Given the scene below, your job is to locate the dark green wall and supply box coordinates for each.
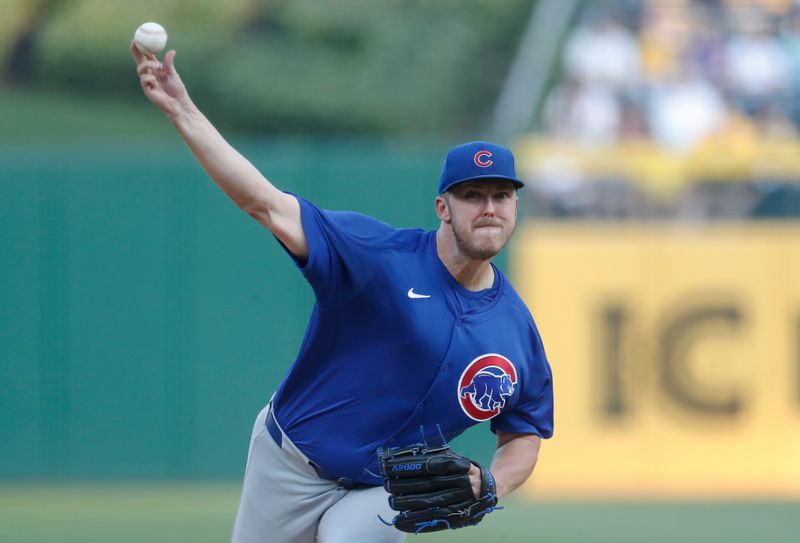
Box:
[0,138,503,479]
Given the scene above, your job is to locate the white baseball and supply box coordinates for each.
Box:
[134,22,168,55]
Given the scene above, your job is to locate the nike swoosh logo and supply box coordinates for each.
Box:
[407,288,431,299]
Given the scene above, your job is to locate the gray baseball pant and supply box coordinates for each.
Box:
[230,403,406,543]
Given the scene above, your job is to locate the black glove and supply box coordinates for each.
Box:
[378,441,500,533]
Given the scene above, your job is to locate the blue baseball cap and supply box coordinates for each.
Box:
[438,141,525,194]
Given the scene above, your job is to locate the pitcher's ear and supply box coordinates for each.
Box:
[435,195,450,222]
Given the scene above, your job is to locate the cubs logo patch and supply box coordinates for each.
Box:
[457,353,517,421]
[473,150,493,167]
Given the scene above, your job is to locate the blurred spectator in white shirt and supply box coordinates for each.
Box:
[724,14,791,116]
[563,15,642,88]
[647,65,728,152]
[543,78,622,145]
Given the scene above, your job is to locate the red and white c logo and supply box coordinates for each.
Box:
[474,150,493,167]
[457,353,517,421]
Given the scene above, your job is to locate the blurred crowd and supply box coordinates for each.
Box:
[545,0,800,149]
[528,0,800,219]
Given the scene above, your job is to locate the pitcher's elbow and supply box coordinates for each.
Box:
[242,200,274,228]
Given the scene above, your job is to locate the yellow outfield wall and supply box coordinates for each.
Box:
[512,222,800,498]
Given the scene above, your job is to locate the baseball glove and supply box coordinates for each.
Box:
[377,440,500,534]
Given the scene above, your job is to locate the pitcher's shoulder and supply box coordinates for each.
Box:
[498,277,535,319]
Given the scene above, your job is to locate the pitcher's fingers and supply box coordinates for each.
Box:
[137,59,162,76]
[140,73,158,91]
[130,40,145,63]
[163,50,176,74]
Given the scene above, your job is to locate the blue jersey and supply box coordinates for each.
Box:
[272,196,554,485]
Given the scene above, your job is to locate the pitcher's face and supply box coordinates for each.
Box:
[438,180,518,260]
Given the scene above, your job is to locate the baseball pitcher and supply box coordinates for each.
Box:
[132,42,554,543]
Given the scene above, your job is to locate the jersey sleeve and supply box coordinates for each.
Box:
[490,330,554,438]
[281,194,397,308]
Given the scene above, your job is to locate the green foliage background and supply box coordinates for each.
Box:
[2,0,534,134]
